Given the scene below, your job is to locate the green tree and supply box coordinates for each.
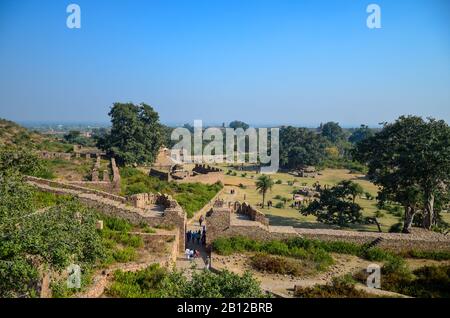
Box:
[97,103,163,166]
[0,147,45,177]
[255,175,274,208]
[348,125,374,144]
[301,183,364,226]
[320,122,346,143]
[229,120,249,130]
[338,180,364,203]
[279,126,327,169]
[354,116,450,230]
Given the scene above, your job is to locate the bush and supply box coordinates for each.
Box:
[294,277,373,298]
[275,180,282,184]
[274,202,285,209]
[107,264,264,298]
[388,222,403,233]
[112,247,137,263]
[250,253,309,276]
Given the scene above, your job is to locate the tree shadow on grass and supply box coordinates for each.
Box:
[266,214,374,232]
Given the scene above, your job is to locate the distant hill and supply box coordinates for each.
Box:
[0,118,72,152]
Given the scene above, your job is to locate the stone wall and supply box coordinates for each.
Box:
[206,202,450,253]
[38,151,72,160]
[192,164,222,174]
[66,181,114,193]
[232,201,269,226]
[110,157,121,192]
[296,228,450,253]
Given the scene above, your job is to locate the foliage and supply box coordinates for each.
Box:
[229,120,249,130]
[63,130,94,147]
[320,122,346,143]
[255,175,274,207]
[279,126,328,169]
[301,181,364,226]
[356,262,450,298]
[294,277,373,298]
[0,147,51,178]
[348,125,375,144]
[96,102,163,166]
[250,253,315,276]
[354,115,450,231]
[107,264,264,298]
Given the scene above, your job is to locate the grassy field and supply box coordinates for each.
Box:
[214,164,449,232]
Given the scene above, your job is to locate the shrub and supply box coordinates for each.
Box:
[388,222,403,233]
[250,253,309,276]
[274,202,284,209]
[112,247,137,263]
[275,180,282,184]
[294,277,374,298]
[107,264,263,298]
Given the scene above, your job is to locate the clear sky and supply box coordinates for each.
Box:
[0,0,449,127]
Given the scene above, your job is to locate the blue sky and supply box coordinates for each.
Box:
[0,0,449,127]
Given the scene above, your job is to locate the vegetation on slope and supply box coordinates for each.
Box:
[106,264,264,298]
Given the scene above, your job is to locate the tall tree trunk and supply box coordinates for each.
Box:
[262,191,266,208]
[423,192,435,230]
[402,206,416,233]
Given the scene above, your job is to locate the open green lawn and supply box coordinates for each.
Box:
[215,165,416,232]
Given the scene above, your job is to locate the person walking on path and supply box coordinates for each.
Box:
[199,215,204,227]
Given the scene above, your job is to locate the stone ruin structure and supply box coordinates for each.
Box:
[231,201,269,226]
[297,166,317,178]
[192,164,222,175]
[38,151,72,160]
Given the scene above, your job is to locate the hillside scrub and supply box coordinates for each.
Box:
[106,264,264,298]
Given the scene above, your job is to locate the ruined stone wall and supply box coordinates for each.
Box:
[38,151,72,160]
[296,228,450,253]
[206,206,298,245]
[66,181,114,193]
[232,202,269,226]
[192,164,222,174]
[206,204,450,253]
[110,157,121,192]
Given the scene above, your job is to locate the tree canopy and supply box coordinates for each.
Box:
[229,120,249,130]
[255,175,274,207]
[279,126,328,169]
[96,103,163,166]
[320,122,346,143]
[301,181,364,226]
[354,116,450,232]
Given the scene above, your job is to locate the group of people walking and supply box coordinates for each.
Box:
[186,228,206,246]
